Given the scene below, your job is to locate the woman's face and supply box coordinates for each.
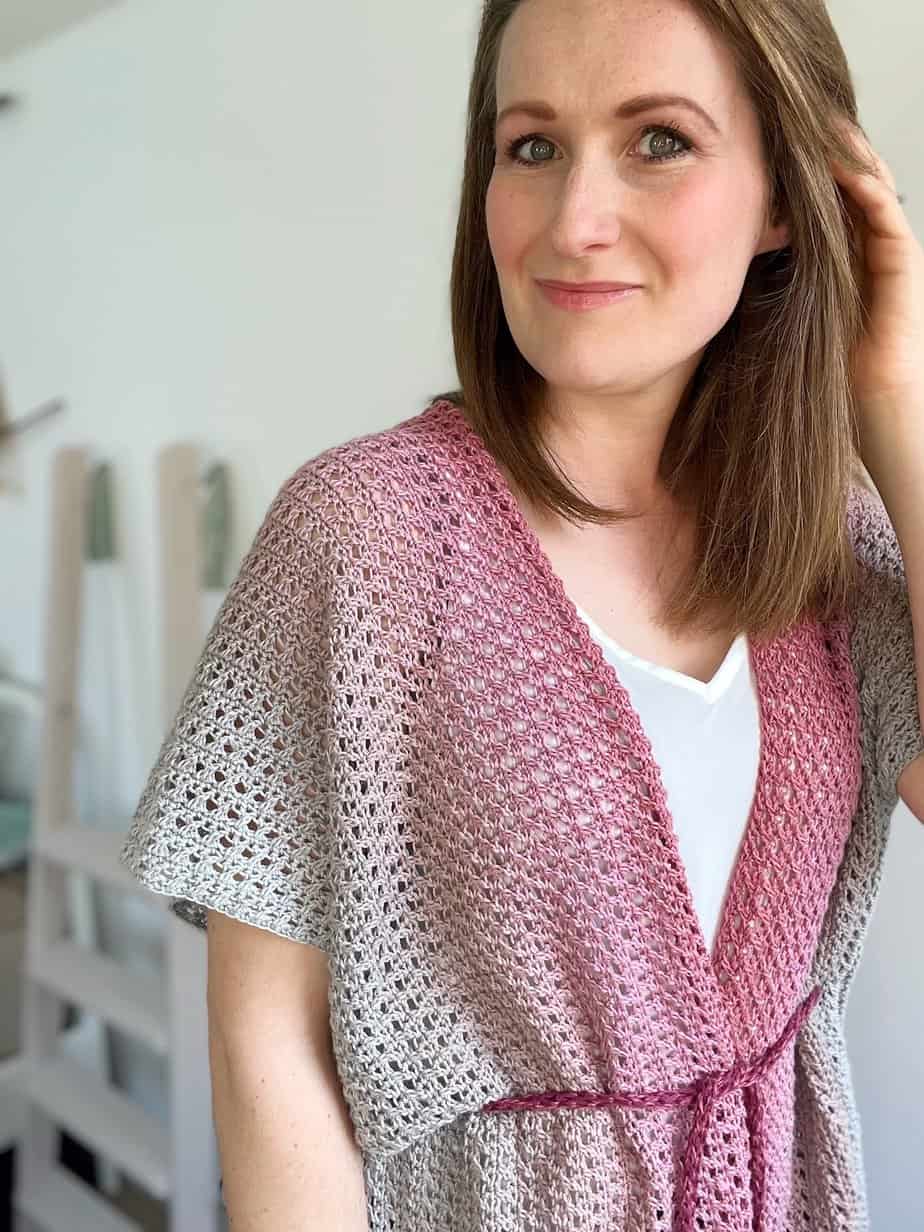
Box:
[486,0,791,403]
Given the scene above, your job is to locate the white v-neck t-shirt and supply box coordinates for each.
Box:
[573,602,762,957]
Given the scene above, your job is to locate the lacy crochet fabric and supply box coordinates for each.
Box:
[120,398,923,1231]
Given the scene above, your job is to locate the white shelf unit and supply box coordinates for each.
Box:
[8,445,223,1232]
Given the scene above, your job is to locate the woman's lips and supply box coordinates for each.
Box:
[536,280,642,311]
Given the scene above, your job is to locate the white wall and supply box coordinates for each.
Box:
[0,0,920,1222]
[830,4,924,1222]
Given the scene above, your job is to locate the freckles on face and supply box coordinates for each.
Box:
[488,155,762,284]
[485,177,528,281]
[486,156,769,395]
[658,168,764,292]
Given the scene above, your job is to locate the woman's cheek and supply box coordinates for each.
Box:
[486,178,538,272]
[674,175,765,274]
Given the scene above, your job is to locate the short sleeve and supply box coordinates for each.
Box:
[847,482,924,804]
[119,465,339,950]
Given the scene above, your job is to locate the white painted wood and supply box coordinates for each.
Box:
[159,444,222,1232]
[33,823,165,901]
[15,1163,142,1232]
[17,448,88,1203]
[19,1054,170,1198]
[12,444,222,1232]
[64,858,120,1196]
[29,940,168,1054]
[166,914,219,1231]
[0,1054,28,1152]
[0,482,119,1202]
[80,470,131,1203]
[0,1018,102,1153]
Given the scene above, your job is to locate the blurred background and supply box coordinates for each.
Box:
[0,1,921,1228]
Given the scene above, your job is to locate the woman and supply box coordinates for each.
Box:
[121,1,924,1228]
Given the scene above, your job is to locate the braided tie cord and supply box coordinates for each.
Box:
[482,985,823,1232]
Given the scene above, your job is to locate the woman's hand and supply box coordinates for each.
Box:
[829,117,924,488]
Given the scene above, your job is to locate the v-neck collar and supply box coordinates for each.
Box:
[439,398,789,1059]
[573,600,749,702]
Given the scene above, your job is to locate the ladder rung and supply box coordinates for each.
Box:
[34,823,160,900]
[18,1055,171,1200]
[0,1055,29,1152]
[30,940,169,1054]
[0,1017,101,1154]
[16,1162,143,1232]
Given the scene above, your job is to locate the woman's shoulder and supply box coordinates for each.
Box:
[253,401,458,643]
[273,398,457,529]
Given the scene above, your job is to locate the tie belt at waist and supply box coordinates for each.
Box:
[480,984,822,1232]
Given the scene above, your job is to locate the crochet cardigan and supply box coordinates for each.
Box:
[120,397,924,1232]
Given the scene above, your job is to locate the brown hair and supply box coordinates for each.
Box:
[430,0,882,641]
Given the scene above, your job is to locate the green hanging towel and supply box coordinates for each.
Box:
[0,798,30,870]
[202,462,231,589]
[86,461,115,562]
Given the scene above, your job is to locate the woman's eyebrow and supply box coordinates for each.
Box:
[495,93,722,137]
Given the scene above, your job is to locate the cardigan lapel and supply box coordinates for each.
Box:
[440,399,862,1068]
[409,399,862,1223]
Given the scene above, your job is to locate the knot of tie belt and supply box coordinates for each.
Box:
[480,984,822,1232]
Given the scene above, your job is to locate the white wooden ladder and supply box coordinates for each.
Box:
[9,444,222,1232]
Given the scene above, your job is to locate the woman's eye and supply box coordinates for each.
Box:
[502,134,556,166]
[503,124,692,168]
[638,126,691,162]
[506,135,556,166]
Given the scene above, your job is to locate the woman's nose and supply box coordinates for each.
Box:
[545,173,628,253]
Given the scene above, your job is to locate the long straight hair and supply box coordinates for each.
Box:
[431,0,881,641]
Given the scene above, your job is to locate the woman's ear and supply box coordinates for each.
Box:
[755,204,792,256]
